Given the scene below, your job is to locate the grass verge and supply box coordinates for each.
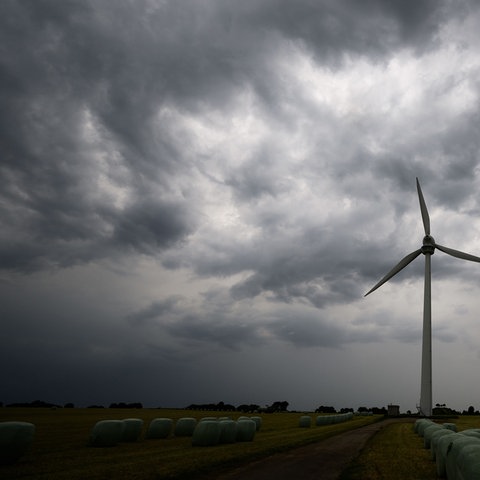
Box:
[340,416,480,480]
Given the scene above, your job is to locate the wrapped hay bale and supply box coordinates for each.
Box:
[316,416,331,426]
[174,418,197,437]
[218,420,237,444]
[460,429,480,439]
[414,418,432,434]
[424,424,445,449]
[89,420,124,447]
[121,418,143,442]
[200,417,218,422]
[430,430,456,461]
[445,435,480,480]
[456,444,480,480]
[443,423,457,432]
[299,416,312,428]
[413,419,421,432]
[146,418,173,439]
[192,421,221,447]
[0,422,35,465]
[236,419,256,442]
[417,419,435,437]
[251,416,262,431]
[436,433,459,477]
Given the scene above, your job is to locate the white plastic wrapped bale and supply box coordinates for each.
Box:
[455,444,480,480]
[218,420,237,444]
[299,416,312,428]
[443,423,457,432]
[417,419,435,437]
[174,418,197,437]
[445,435,480,480]
[423,424,445,449]
[236,419,256,442]
[192,421,221,446]
[89,420,124,447]
[251,416,262,431]
[413,419,422,432]
[315,415,325,426]
[146,418,173,439]
[430,430,456,461]
[460,429,480,439]
[121,418,144,442]
[0,421,35,465]
[316,416,331,426]
[414,418,432,434]
[200,417,218,422]
[436,433,459,477]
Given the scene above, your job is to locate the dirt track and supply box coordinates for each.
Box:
[205,418,413,480]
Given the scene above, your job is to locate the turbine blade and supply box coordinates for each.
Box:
[435,243,480,263]
[365,248,423,296]
[416,177,430,235]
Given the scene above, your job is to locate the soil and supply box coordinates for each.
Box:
[201,418,414,480]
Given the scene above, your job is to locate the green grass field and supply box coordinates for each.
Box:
[341,416,480,480]
[0,408,381,479]
[4,409,479,479]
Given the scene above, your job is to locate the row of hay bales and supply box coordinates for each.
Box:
[414,418,480,479]
[299,412,354,428]
[89,416,262,448]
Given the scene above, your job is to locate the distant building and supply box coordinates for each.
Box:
[388,404,400,416]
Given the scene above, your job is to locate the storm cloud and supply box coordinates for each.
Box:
[2,0,480,412]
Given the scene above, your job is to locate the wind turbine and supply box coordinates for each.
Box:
[365,177,480,417]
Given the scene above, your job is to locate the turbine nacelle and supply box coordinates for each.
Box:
[421,235,435,255]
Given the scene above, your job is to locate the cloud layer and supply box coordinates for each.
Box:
[2,0,480,411]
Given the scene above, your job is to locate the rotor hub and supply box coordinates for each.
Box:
[421,235,435,255]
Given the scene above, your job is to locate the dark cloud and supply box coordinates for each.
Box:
[2,0,480,411]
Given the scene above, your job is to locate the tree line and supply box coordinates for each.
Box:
[3,399,479,414]
[184,400,289,413]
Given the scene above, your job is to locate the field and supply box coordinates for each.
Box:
[341,416,480,480]
[0,408,381,479]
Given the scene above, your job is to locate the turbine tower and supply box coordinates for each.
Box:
[365,178,480,417]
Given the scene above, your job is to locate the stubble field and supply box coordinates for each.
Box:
[1,408,380,479]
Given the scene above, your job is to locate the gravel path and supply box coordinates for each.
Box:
[205,418,413,480]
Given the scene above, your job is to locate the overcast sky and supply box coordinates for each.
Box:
[2,0,480,413]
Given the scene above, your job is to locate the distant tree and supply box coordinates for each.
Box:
[110,402,143,409]
[315,405,336,414]
[340,407,354,413]
[237,404,260,413]
[216,401,235,411]
[433,404,458,415]
[468,405,475,415]
[264,401,289,413]
[64,402,74,408]
[358,406,368,413]
[87,405,104,408]
[184,402,237,411]
[6,400,61,408]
